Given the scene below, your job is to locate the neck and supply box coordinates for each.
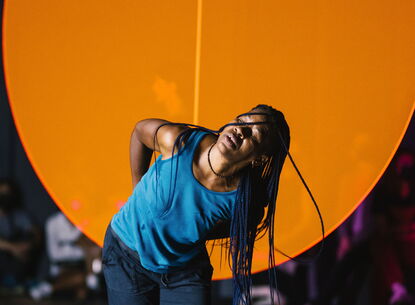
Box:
[193,136,242,192]
[208,144,235,179]
[202,142,242,186]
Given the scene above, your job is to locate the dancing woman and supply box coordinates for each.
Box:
[102,104,291,305]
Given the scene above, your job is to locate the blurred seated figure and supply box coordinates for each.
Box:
[307,148,415,305]
[29,212,102,301]
[372,148,415,305]
[306,203,374,305]
[0,178,40,293]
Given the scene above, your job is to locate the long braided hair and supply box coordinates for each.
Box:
[152,104,323,305]
[228,104,290,305]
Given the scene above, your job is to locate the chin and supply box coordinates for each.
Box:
[217,140,231,152]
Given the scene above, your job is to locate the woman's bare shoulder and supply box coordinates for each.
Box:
[134,118,189,157]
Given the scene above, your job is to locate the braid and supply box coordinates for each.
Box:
[229,104,291,305]
[152,104,323,305]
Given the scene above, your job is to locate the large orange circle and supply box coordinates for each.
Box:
[3,1,415,279]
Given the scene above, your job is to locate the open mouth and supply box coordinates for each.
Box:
[225,133,240,149]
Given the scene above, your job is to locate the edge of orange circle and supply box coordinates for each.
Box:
[2,1,415,279]
[1,1,103,246]
[212,100,415,281]
[236,100,415,281]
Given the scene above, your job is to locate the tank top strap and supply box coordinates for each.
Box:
[180,130,209,158]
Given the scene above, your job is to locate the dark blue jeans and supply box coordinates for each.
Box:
[102,225,213,305]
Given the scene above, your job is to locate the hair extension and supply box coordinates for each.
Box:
[150,104,324,305]
[227,104,291,305]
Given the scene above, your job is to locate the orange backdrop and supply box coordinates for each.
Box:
[3,0,415,279]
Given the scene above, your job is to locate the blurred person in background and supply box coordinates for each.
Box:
[306,197,374,305]
[29,211,102,301]
[372,147,415,305]
[307,148,415,305]
[0,178,40,295]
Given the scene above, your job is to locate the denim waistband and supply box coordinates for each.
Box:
[107,224,211,274]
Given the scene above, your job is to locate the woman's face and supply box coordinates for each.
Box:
[216,111,271,165]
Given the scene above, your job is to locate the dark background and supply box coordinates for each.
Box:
[1,1,415,303]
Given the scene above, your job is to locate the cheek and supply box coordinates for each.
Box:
[241,141,258,157]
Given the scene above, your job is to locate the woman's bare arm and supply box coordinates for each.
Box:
[130,119,188,188]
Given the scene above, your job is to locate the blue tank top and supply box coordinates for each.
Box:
[111,130,237,273]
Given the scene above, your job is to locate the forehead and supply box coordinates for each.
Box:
[236,112,271,126]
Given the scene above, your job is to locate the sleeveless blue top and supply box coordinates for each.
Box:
[111,131,237,273]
